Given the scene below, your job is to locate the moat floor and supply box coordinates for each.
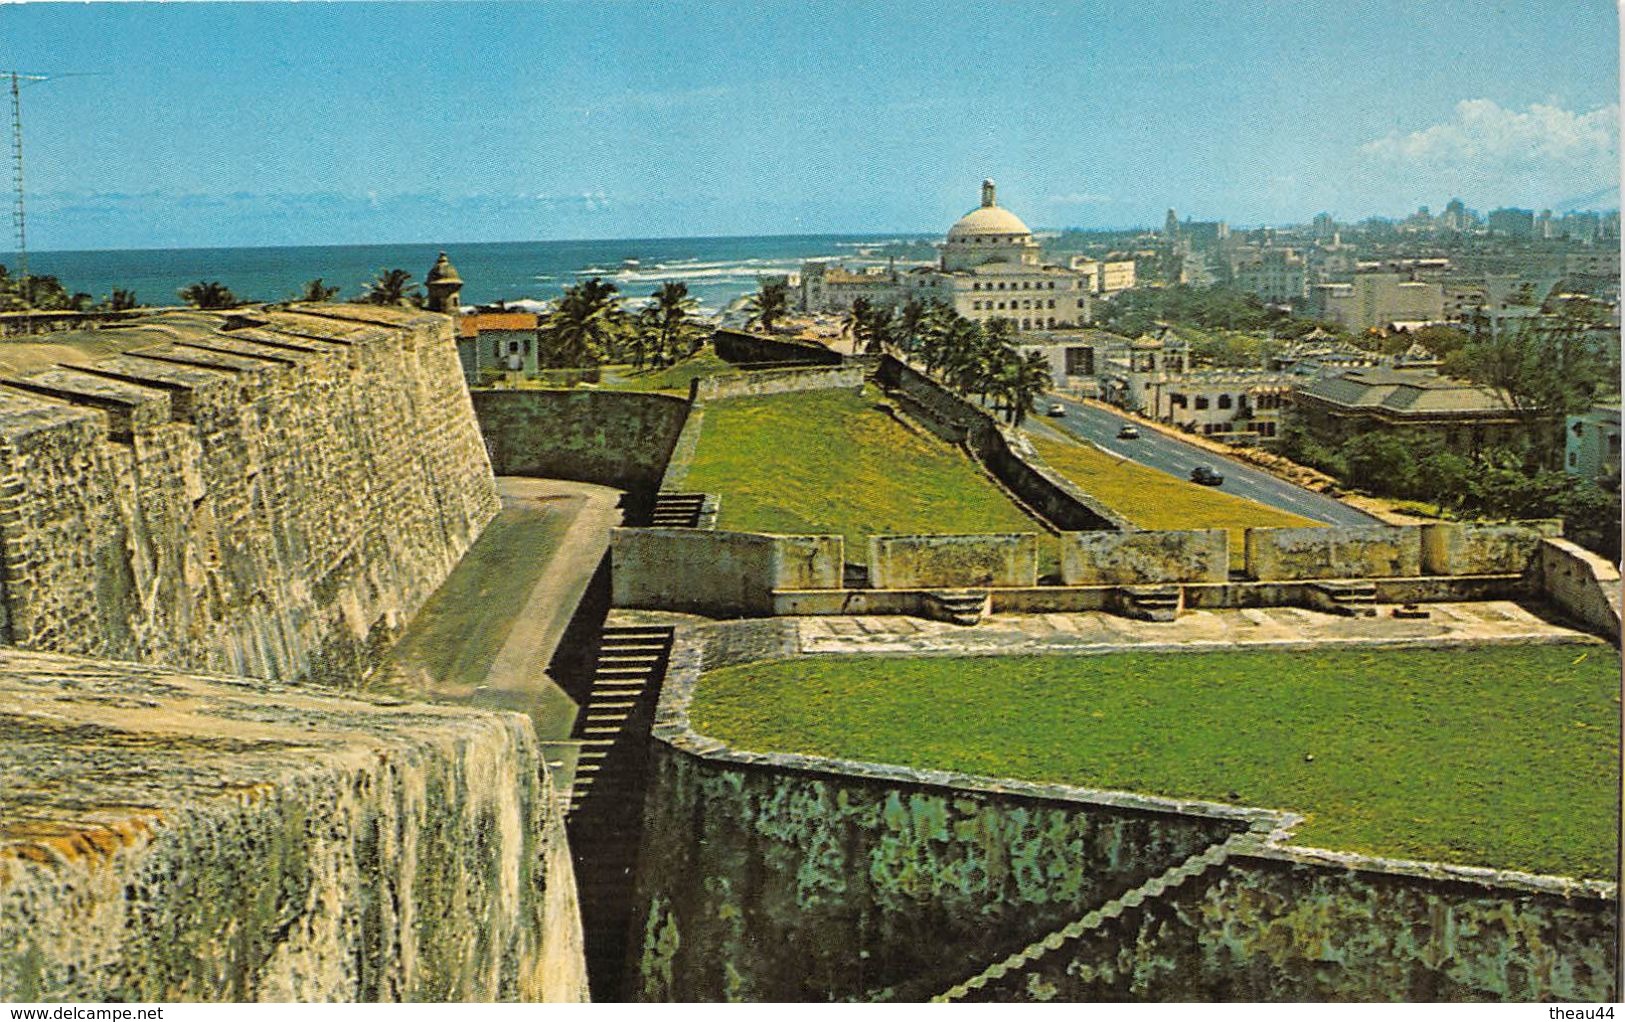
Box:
[378,476,623,740]
[796,601,1591,656]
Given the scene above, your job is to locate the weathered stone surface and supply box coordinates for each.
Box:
[691,364,863,403]
[1062,529,1229,585]
[1535,536,1622,640]
[611,528,842,616]
[0,305,500,687]
[982,852,1616,1002]
[473,388,690,493]
[1419,521,1560,576]
[868,533,1039,589]
[626,746,1234,1002]
[712,329,843,367]
[0,648,587,1002]
[1245,525,1423,581]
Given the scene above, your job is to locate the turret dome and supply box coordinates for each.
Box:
[946,179,1032,239]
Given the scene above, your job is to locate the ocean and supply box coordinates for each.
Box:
[17,235,936,317]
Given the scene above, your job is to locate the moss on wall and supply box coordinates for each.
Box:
[473,388,690,494]
[625,747,1232,1001]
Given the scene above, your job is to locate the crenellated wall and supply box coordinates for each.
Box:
[0,305,500,687]
[0,648,588,1002]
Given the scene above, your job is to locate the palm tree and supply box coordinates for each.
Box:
[362,268,423,307]
[541,277,626,368]
[841,297,873,349]
[104,289,139,311]
[642,280,704,367]
[178,281,240,309]
[744,279,791,332]
[862,304,895,354]
[1004,350,1054,426]
[896,298,927,353]
[298,278,342,302]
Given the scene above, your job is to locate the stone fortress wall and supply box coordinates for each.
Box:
[0,306,589,1002]
[625,625,1618,1003]
[0,304,500,686]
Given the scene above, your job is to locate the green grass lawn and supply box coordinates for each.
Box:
[684,387,1053,567]
[691,646,1622,878]
[597,349,737,394]
[1029,434,1320,570]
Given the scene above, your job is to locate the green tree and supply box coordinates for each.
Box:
[298,278,342,302]
[1458,305,1608,467]
[1340,432,1418,494]
[178,281,240,309]
[540,277,626,368]
[744,279,791,332]
[636,281,705,368]
[102,289,139,311]
[362,268,423,307]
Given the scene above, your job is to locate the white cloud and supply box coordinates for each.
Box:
[1360,99,1617,179]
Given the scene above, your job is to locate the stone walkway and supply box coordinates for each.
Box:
[798,601,1594,656]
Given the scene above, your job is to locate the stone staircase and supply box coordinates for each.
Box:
[1304,580,1378,617]
[646,492,715,529]
[565,624,675,999]
[923,589,991,626]
[930,831,1255,1003]
[1111,584,1183,622]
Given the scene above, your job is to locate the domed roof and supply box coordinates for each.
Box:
[426,251,462,285]
[946,179,1032,238]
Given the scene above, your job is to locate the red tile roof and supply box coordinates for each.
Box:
[458,312,538,338]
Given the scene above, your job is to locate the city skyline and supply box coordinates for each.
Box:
[0,0,1617,250]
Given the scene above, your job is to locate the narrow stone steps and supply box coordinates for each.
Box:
[931,831,1253,1002]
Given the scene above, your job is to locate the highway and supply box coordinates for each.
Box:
[1042,395,1383,528]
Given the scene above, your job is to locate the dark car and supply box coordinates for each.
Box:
[1116,424,1140,439]
[1190,465,1224,486]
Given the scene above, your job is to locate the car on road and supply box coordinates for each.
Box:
[1047,402,1066,417]
[1189,465,1224,486]
[1116,424,1140,439]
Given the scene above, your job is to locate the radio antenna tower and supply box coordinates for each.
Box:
[2,69,99,327]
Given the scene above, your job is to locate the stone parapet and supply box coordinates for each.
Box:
[1244,524,1423,581]
[0,648,586,1002]
[0,305,499,686]
[1062,528,1229,585]
[1419,519,1562,576]
[867,533,1039,589]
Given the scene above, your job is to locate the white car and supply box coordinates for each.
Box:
[1047,402,1066,417]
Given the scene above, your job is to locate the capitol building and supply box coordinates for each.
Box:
[799,179,1135,330]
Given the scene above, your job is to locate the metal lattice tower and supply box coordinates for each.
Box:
[1,70,96,321]
[10,72,31,306]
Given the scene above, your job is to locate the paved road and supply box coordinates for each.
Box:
[1042,396,1382,527]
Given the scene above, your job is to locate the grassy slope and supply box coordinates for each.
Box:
[692,646,1622,878]
[683,387,1051,563]
[597,350,737,394]
[1029,434,1319,569]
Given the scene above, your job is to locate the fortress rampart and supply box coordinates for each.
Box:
[0,304,499,685]
[0,306,591,1002]
[625,625,1618,1002]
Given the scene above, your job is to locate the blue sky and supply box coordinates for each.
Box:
[2,1,1618,249]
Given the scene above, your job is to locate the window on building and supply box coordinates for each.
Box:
[1047,299,1055,309]
[1218,394,1232,410]
[1047,317,1056,328]
[1022,319,1031,329]
[1195,396,1209,410]
[1076,299,1085,308]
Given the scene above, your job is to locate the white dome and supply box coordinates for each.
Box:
[947,204,1033,238]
